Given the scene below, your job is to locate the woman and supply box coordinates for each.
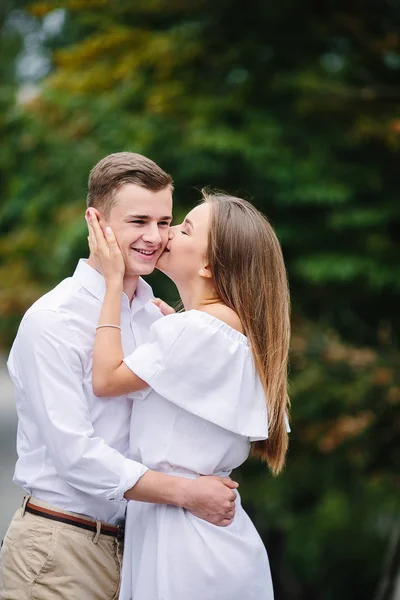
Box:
[87,192,290,600]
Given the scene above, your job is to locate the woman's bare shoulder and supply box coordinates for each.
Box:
[202,304,244,334]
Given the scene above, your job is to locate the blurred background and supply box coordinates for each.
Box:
[0,1,399,598]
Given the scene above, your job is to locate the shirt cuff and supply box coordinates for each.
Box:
[106,459,149,502]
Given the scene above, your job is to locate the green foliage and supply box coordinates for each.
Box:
[0,1,399,598]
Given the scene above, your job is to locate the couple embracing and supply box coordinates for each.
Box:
[0,152,290,600]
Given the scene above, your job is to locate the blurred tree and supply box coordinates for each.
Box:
[13,0,400,346]
[0,1,399,598]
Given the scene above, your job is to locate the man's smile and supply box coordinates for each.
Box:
[130,247,159,261]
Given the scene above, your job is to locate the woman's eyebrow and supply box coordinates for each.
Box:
[184,218,194,229]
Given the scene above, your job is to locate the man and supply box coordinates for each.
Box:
[0,153,237,599]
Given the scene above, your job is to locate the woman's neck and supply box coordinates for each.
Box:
[177,279,221,312]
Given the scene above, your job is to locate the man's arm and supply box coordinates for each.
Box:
[125,471,237,526]
[13,310,237,525]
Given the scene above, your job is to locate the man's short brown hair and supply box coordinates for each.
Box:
[87,152,173,216]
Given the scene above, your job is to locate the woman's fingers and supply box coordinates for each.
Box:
[105,226,125,271]
[105,226,121,256]
[150,298,176,316]
[87,235,93,256]
[86,214,98,254]
[86,210,125,279]
[88,209,109,253]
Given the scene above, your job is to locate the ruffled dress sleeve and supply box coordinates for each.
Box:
[124,310,287,441]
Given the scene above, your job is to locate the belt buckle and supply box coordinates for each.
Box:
[116,525,124,541]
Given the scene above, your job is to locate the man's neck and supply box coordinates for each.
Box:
[123,274,139,304]
[87,255,139,304]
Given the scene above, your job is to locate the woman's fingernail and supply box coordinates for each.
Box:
[105,226,112,236]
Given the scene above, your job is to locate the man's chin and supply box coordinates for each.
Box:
[126,261,157,277]
[155,250,169,268]
[154,257,168,276]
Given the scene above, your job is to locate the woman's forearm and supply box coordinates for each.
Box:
[92,280,148,397]
[93,281,124,385]
[87,213,146,397]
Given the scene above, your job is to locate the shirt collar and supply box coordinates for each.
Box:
[72,259,154,310]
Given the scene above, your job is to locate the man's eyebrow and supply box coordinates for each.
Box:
[184,218,194,229]
[126,215,172,220]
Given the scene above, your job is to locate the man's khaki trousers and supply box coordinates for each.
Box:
[0,498,123,600]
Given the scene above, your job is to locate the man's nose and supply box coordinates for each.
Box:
[142,223,162,245]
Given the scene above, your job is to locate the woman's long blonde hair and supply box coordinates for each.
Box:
[204,192,291,475]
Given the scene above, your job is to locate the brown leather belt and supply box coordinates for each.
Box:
[25,501,124,539]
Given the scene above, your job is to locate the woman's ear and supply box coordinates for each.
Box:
[199,265,212,279]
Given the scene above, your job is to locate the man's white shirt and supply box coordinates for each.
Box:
[7,259,162,525]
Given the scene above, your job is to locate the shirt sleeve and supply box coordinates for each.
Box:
[123,313,271,440]
[11,310,148,502]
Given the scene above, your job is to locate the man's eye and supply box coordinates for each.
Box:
[158,222,170,227]
[131,220,145,224]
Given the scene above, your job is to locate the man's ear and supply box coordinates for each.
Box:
[85,207,103,222]
[199,265,212,279]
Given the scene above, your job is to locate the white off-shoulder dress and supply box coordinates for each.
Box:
[119,310,277,600]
